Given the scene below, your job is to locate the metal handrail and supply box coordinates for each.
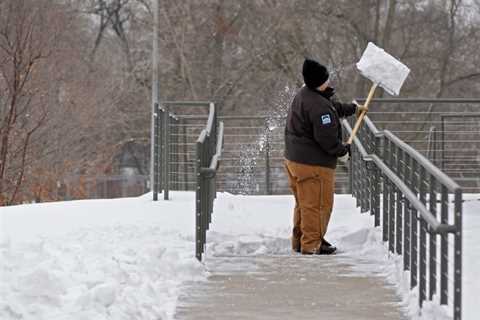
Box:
[195,102,224,261]
[370,154,455,234]
[197,129,208,144]
[356,98,480,103]
[346,121,453,233]
[342,114,463,320]
[383,130,461,192]
[162,101,212,106]
[200,122,224,177]
[364,116,381,134]
[206,103,215,136]
[209,122,224,171]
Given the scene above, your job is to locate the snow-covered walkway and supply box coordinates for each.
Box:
[176,255,408,320]
[174,194,412,320]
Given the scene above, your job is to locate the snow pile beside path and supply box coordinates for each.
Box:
[0,226,203,319]
[207,192,376,258]
[0,193,204,320]
[462,195,480,320]
[1,192,478,320]
[207,193,292,257]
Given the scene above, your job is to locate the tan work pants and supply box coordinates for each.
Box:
[284,160,335,253]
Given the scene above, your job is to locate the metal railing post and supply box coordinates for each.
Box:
[419,166,427,307]
[440,115,445,172]
[454,189,462,320]
[195,139,202,261]
[440,186,448,305]
[372,164,380,226]
[182,120,188,191]
[362,135,369,212]
[265,128,271,195]
[429,175,437,300]
[410,159,418,289]
[373,133,382,227]
[382,171,389,243]
[174,118,179,190]
[203,135,209,228]
[153,103,160,201]
[404,153,412,271]
[432,127,437,168]
[163,108,170,200]
[201,136,207,249]
[349,141,354,195]
[159,108,164,193]
[388,139,395,253]
[396,147,403,255]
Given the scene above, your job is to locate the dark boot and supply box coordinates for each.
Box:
[322,238,333,247]
[292,236,301,253]
[292,245,301,253]
[318,242,337,255]
[301,240,337,255]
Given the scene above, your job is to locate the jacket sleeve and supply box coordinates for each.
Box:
[311,111,348,157]
[332,101,357,118]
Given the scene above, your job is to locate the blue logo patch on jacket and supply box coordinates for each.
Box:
[321,114,331,125]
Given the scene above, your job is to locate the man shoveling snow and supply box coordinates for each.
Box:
[284,58,364,255]
[284,44,409,256]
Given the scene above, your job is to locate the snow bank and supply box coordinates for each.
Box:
[462,195,480,319]
[0,193,203,320]
[1,192,478,319]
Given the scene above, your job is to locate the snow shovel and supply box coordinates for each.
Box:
[347,42,410,144]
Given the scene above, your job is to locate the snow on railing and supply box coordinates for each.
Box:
[195,104,224,261]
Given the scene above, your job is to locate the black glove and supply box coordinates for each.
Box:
[338,144,351,163]
[345,143,351,157]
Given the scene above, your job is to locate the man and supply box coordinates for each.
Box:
[284,58,365,255]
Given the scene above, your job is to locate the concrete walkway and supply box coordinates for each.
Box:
[175,255,409,320]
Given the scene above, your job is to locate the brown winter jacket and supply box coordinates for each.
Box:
[284,86,357,168]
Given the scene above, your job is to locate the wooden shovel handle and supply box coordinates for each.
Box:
[347,83,378,144]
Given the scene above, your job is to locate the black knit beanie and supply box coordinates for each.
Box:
[302,58,329,90]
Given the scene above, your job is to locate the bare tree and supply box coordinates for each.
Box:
[0,0,64,205]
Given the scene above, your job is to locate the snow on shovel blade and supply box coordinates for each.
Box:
[356,42,410,96]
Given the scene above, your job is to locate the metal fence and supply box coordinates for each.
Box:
[153,98,479,196]
[358,98,480,193]
[155,114,350,195]
[439,113,480,192]
[343,115,463,320]
[60,99,477,201]
[151,101,224,261]
[61,174,148,200]
[153,101,211,200]
[152,102,180,200]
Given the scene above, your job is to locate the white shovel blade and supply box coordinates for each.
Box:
[356,42,410,96]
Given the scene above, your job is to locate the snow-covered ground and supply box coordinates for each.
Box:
[0,193,202,320]
[0,192,479,319]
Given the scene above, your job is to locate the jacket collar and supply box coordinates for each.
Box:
[306,85,336,100]
[317,86,336,99]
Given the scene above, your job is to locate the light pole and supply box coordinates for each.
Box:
[151,0,160,195]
